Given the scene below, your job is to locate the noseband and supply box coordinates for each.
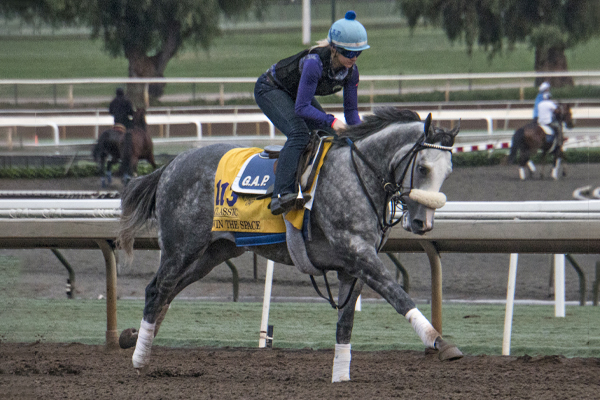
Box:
[343,133,453,233]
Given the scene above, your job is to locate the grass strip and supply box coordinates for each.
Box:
[0,298,598,357]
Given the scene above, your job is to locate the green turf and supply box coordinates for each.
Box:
[2,25,600,80]
[1,298,598,357]
[1,255,598,356]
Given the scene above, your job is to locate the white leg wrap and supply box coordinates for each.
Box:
[132,320,155,369]
[331,343,351,383]
[518,167,526,180]
[527,160,536,172]
[405,308,438,348]
[551,158,561,180]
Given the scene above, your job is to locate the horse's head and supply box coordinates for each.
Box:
[400,115,458,234]
[555,104,574,129]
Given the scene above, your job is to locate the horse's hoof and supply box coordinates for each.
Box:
[119,328,138,349]
[435,337,463,361]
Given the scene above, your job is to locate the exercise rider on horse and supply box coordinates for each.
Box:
[533,81,551,123]
[254,10,370,215]
[109,87,134,132]
[537,91,560,144]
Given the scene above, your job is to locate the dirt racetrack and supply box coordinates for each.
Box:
[1,342,599,400]
[1,162,600,399]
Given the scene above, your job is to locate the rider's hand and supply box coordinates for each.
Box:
[332,118,347,132]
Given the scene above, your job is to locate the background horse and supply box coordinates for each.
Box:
[92,126,123,187]
[119,108,156,185]
[116,107,462,383]
[508,103,574,180]
[92,108,156,187]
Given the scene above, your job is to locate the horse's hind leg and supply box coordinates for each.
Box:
[99,155,109,187]
[518,151,533,180]
[332,271,364,383]
[131,238,244,370]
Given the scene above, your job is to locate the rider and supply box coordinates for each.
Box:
[537,91,559,143]
[533,81,551,123]
[109,87,134,131]
[254,10,369,215]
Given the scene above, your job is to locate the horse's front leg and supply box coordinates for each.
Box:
[353,249,463,361]
[332,271,364,383]
[551,153,563,180]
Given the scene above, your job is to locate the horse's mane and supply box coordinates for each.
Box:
[338,107,421,142]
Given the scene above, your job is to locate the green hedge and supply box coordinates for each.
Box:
[452,148,600,167]
[1,149,598,178]
[0,161,160,179]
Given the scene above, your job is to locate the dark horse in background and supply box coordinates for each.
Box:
[92,108,157,187]
[508,103,574,180]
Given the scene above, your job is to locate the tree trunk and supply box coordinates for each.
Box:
[534,45,574,89]
[125,52,167,109]
[124,22,181,109]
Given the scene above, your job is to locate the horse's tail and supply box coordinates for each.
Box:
[508,127,524,164]
[117,165,165,259]
[92,135,104,162]
[119,130,134,177]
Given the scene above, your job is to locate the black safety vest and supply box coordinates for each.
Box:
[273,46,354,99]
[109,96,134,128]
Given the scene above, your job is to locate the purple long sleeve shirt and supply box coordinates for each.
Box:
[293,55,361,128]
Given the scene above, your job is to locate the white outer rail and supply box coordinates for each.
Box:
[2,106,600,146]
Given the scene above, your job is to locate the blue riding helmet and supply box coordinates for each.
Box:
[328,10,370,51]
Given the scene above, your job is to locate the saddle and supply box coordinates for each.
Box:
[113,123,126,133]
[232,131,332,199]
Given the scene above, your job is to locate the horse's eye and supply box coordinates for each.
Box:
[417,165,428,175]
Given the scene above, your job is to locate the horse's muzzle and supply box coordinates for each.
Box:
[401,210,434,235]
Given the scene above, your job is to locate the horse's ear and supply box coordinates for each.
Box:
[450,119,461,137]
[423,113,432,137]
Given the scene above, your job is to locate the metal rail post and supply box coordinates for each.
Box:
[419,240,442,334]
[95,239,119,350]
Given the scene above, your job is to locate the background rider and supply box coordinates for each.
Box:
[109,87,134,130]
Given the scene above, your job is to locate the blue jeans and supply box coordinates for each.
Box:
[254,73,329,196]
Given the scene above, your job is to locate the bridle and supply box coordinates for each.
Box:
[343,129,453,234]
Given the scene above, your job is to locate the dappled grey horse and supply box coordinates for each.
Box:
[117,107,462,382]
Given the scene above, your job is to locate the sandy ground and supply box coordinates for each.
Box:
[1,343,599,400]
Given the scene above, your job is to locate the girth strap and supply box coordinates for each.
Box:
[309,273,358,310]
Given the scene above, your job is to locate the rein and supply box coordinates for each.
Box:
[344,134,452,235]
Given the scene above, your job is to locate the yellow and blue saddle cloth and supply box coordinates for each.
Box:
[212,140,332,246]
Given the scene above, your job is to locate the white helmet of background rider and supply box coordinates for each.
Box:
[539,81,550,93]
[543,92,552,100]
[328,11,370,52]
